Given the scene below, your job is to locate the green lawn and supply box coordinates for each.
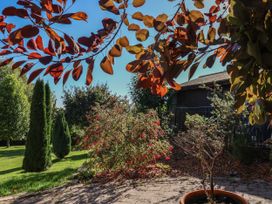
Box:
[0,146,88,196]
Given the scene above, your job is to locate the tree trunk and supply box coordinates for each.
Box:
[6,139,10,148]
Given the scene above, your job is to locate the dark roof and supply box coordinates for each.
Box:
[181,71,230,90]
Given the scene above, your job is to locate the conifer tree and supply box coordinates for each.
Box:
[53,112,71,159]
[23,80,51,172]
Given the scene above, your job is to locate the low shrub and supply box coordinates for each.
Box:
[70,125,85,148]
[80,99,172,178]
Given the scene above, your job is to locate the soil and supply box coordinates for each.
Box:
[186,195,241,204]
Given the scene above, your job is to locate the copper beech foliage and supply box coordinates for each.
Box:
[1,0,272,124]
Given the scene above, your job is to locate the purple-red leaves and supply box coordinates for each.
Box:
[36,36,44,50]
[12,60,25,69]
[72,65,83,81]
[28,52,42,59]
[21,25,39,38]
[86,58,94,86]
[0,50,12,56]
[46,63,63,79]
[70,12,88,21]
[27,68,45,84]
[2,7,28,18]
[39,56,53,65]
[63,70,72,85]
[20,63,35,76]
[27,39,37,50]
[0,58,13,67]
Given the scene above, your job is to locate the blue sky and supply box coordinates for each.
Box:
[0,0,225,106]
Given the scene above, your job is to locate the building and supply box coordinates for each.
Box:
[171,71,271,148]
[172,71,230,129]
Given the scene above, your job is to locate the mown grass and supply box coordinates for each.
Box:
[0,146,87,196]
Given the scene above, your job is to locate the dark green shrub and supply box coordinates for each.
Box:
[70,125,85,148]
[231,134,257,165]
[23,80,51,172]
[53,112,71,159]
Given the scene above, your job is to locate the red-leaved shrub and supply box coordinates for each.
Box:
[80,99,172,178]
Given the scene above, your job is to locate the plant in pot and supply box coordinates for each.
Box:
[175,114,248,204]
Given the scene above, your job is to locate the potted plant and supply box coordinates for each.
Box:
[175,114,248,204]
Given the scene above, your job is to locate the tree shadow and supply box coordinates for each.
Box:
[0,168,75,197]
[66,153,88,161]
[51,153,88,164]
[0,167,21,175]
[0,148,25,158]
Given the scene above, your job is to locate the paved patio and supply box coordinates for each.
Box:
[1,176,272,204]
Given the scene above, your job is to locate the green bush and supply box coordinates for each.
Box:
[53,112,71,159]
[23,80,51,172]
[70,125,85,148]
[231,134,257,165]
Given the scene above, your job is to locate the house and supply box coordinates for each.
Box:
[171,71,271,147]
[171,71,230,129]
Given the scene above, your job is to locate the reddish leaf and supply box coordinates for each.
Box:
[209,5,219,14]
[54,77,61,84]
[14,46,26,53]
[27,39,37,50]
[100,56,113,75]
[12,60,25,69]
[86,58,94,85]
[72,65,83,81]
[39,56,53,65]
[167,80,182,91]
[6,24,15,33]
[2,7,28,18]
[27,68,45,84]
[36,35,44,50]
[70,12,88,21]
[46,63,63,79]
[0,50,12,56]
[189,62,200,80]
[28,52,42,59]
[21,25,39,38]
[78,36,92,47]
[0,58,13,67]
[44,40,56,56]
[52,4,63,13]
[45,26,61,42]
[63,70,72,85]
[20,63,34,76]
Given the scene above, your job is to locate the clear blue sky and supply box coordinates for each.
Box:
[0,0,225,107]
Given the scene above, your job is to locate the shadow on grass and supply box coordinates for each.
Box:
[51,153,88,164]
[0,168,75,197]
[0,148,25,158]
[67,153,88,161]
[0,167,22,175]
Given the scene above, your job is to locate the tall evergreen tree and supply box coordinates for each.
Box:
[45,83,52,165]
[53,112,71,159]
[45,84,52,141]
[23,80,51,172]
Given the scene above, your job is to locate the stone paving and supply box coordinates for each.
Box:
[0,176,272,204]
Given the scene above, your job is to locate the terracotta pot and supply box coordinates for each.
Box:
[180,189,248,204]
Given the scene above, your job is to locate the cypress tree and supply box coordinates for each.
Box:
[45,83,52,141]
[45,83,52,163]
[23,80,51,172]
[53,112,71,159]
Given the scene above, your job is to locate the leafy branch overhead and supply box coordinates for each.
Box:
[1,0,272,124]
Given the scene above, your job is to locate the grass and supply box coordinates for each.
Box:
[0,146,88,197]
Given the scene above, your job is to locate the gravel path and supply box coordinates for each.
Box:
[1,176,272,204]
